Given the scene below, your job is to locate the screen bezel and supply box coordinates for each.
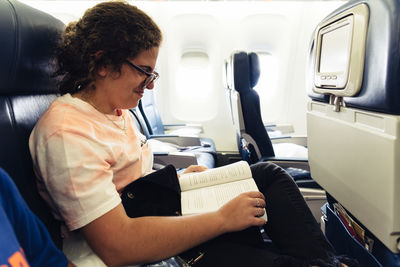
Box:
[316,16,353,88]
[313,4,369,97]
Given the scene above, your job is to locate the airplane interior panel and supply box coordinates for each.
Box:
[2,0,400,266]
[21,0,344,153]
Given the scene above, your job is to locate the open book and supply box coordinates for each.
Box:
[179,161,267,221]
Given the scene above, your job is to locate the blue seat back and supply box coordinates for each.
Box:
[307,0,400,260]
[231,51,275,161]
[139,90,165,135]
[340,2,400,114]
[0,0,64,247]
[130,106,152,138]
[139,91,217,157]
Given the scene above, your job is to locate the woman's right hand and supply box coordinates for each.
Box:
[217,191,267,233]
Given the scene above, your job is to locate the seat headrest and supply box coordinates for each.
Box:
[0,0,65,95]
[233,51,260,94]
[248,52,260,88]
[308,0,400,114]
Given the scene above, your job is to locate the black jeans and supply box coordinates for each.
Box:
[196,162,336,267]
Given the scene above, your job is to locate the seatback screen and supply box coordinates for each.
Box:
[312,3,368,97]
[319,22,352,74]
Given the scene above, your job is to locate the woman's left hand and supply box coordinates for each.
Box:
[178,165,208,178]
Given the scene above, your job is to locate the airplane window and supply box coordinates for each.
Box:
[253,52,280,124]
[173,51,216,121]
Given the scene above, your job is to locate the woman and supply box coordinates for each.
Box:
[29,1,357,267]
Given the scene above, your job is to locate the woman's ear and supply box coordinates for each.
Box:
[94,50,108,77]
[97,66,109,77]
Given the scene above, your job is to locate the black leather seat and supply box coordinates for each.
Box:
[0,0,65,248]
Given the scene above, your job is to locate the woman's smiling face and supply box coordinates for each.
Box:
[94,46,160,113]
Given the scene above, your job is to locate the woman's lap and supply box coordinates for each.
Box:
[251,162,335,260]
[194,162,336,267]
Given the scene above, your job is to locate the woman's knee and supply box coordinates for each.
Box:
[250,161,293,189]
[251,162,288,178]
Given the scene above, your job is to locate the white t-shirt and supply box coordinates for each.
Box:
[29,93,153,231]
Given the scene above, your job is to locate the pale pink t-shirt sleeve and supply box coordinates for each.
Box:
[35,129,121,231]
[30,95,153,231]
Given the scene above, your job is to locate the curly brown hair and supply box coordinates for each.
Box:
[55,0,162,94]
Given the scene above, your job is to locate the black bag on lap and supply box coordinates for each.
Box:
[120,164,269,266]
[121,164,181,218]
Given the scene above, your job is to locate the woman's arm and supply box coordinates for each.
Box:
[81,191,266,267]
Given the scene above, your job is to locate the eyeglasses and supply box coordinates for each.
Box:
[124,60,159,89]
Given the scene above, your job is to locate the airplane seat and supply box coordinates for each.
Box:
[307,0,400,265]
[131,107,153,138]
[226,51,326,222]
[130,107,216,170]
[233,51,309,159]
[229,51,314,182]
[139,89,165,135]
[139,90,217,155]
[232,52,275,159]
[0,0,64,248]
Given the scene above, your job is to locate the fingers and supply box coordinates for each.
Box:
[178,165,206,179]
[189,165,207,172]
[245,191,265,200]
[218,191,267,232]
[254,197,266,209]
[252,206,267,226]
[246,192,266,223]
[238,191,266,208]
[252,215,267,226]
[241,192,267,221]
[254,207,265,217]
[182,165,208,174]
[244,192,266,209]
[248,205,267,227]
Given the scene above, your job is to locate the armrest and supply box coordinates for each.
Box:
[150,135,202,147]
[164,123,202,128]
[260,156,310,171]
[261,156,308,162]
[153,151,197,169]
[271,136,308,147]
[164,123,187,127]
[265,123,294,134]
[164,123,203,136]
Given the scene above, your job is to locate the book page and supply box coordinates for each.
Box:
[179,161,252,192]
[181,178,267,220]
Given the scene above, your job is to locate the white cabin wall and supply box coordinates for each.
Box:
[155,3,237,153]
[276,2,345,136]
[21,0,345,153]
[150,2,345,153]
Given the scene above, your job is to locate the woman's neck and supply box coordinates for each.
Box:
[73,90,118,116]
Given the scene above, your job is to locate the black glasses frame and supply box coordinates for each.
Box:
[125,60,159,89]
